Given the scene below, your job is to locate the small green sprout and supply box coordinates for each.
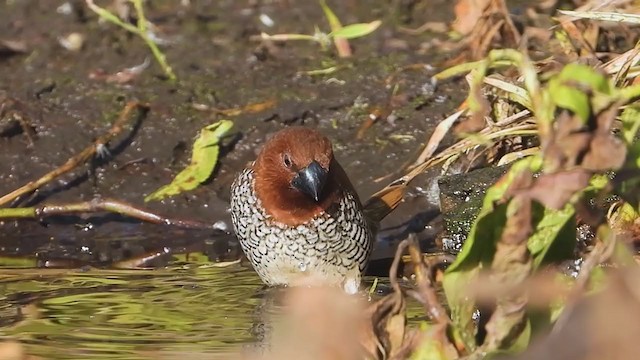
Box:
[85,0,177,81]
[256,0,381,57]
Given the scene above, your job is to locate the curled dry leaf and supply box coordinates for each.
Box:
[455,72,490,134]
[451,0,521,60]
[544,65,626,173]
[111,248,172,269]
[413,110,465,167]
[543,112,591,171]
[89,58,151,84]
[544,108,625,173]
[406,236,451,326]
[360,239,409,359]
[360,238,461,360]
[360,290,407,360]
[581,101,627,171]
[481,193,533,352]
[363,176,409,226]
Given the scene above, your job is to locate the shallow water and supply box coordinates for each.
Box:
[0,259,428,359]
[0,264,264,359]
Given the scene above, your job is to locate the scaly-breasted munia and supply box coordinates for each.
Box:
[230,127,374,293]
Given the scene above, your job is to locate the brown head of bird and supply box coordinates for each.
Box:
[252,127,350,225]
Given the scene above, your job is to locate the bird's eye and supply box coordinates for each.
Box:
[283,154,292,168]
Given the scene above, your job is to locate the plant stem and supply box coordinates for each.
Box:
[85,0,176,81]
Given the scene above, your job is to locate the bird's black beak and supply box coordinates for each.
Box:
[291,160,328,202]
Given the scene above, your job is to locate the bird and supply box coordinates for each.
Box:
[229,126,399,294]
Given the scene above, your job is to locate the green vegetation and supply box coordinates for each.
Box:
[256,0,381,58]
[408,48,640,358]
[85,0,177,81]
[145,120,233,202]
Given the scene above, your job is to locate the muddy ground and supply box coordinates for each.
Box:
[0,0,467,270]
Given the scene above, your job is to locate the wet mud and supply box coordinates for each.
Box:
[0,0,463,266]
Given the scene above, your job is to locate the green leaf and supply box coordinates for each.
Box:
[611,201,638,224]
[442,156,542,351]
[622,140,640,166]
[410,323,451,360]
[144,120,233,202]
[619,83,640,103]
[528,203,576,269]
[319,0,343,33]
[329,20,381,39]
[548,78,591,122]
[620,105,640,144]
[443,207,503,351]
[548,63,612,122]
[446,156,542,273]
[557,63,611,94]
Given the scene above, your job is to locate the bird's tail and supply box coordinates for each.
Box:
[362,177,409,225]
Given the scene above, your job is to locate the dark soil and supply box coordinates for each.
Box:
[0,0,464,270]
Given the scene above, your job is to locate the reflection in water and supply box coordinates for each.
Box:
[0,264,427,359]
[0,266,263,359]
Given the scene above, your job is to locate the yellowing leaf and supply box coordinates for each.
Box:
[330,20,381,39]
[145,120,234,202]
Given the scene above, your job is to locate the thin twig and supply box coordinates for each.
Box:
[0,198,216,230]
[405,235,451,325]
[389,237,409,294]
[0,102,148,207]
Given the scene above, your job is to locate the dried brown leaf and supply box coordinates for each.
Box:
[412,110,465,169]
[581,100,627,171]
[582,132,626,171]
[406,238,451,326]
[513,169,592,210]
[455,75,490,134]
[0,341,26,360]
[481,193,533,351]
[544,98,625,173]
[452,0,491,35]
[453,0,521,60]
[361,291,407,360]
